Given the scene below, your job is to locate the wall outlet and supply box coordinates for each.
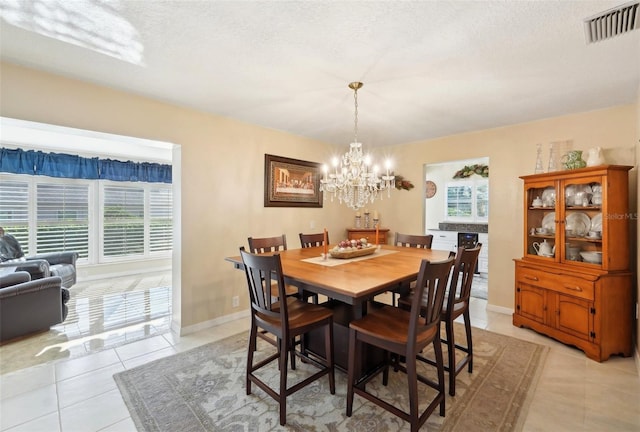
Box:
[232,296,239,308]
[310,220,316,229]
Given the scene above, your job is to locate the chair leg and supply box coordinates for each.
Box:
[290,337,296,370]
[247,325,257,395]
[464,309,473,373]
[346,328,358,417]
[382,350,391,386]
[278,338,289,426]
[446,319,457,396]
[406,352,419,432]
[325,321,335,394]
[434,335,446,417]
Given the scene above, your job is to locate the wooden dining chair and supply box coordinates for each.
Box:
[299,232,329,248]
[247,234,300,298]
[248,234,318,303]
[346,256,455,432]
[398,244,482,396]
[240,248,335,426]
[389,233,434,305]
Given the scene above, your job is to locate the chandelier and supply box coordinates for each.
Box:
[320,82,395,211]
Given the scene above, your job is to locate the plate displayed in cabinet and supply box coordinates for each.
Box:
[565,212,591,237]
[541,187,555,205]
[541,212,555,232]
[591,213,602,231]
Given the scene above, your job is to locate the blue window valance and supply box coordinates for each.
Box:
[0,148,172,183]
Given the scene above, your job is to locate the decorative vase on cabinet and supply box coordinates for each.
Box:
[513,165,633,362]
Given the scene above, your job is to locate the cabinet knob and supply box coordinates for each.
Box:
[563,285,582,292]
[524,275,539,281]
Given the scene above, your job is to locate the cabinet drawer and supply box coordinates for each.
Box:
[516,267,595,301]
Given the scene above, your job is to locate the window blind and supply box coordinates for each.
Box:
[36,183,89,257]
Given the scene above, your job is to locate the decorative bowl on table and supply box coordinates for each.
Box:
[329,239,377,259]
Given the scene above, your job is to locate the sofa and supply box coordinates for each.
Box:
[0,251,78,288]
[0,271,69,342]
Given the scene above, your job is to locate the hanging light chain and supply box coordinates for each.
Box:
[353,85,358,143]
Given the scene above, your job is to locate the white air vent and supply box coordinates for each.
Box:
[584,1,639,43]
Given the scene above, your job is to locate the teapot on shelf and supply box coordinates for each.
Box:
[532,239,555,257]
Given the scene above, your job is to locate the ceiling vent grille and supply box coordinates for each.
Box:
[584,1,639,43]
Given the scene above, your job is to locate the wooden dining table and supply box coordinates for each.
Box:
[225,245,452,370]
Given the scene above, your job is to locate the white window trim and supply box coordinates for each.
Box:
[445,178,489,223]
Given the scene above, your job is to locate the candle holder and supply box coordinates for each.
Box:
[364,212,370,228]
[373,218,379,228]
[355,215,362,228]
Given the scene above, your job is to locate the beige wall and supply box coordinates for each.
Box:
[1,62,637,342]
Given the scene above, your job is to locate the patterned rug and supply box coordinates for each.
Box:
[114,324,547,431]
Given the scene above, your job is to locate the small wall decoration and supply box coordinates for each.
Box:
[453,164,489,179]
[264,154,323,207]
[425,180,437,198]
[394,174,414,191]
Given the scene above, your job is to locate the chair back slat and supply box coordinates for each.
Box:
[299,232,328,248]
[408,257,455,348]
[395,233,433,249]
[248,235,287,253]
[448,244,482,308]
[240,248,288,323]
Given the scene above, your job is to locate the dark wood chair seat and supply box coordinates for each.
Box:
[349,307,438,346]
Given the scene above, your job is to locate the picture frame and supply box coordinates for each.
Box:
[264,154,323,207]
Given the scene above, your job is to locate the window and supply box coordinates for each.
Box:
[445,179,488,222]
[149,187,172,253]
[0,173,172,263]
[36,183,89,257]
[0,179,30,255]
[103,185,145,258]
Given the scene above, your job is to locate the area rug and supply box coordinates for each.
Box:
[114,324,547,431]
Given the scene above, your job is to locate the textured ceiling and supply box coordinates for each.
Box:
[1,0,639,148]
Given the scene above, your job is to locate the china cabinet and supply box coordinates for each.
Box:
[513,165,633,361]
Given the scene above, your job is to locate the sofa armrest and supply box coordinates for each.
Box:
[3,259,51,280]
[0,271,31,288]
[0,276,62,299]
[0,276,64,342]
[29,252,78,266]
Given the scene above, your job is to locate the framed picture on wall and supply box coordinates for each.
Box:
[264,154,323,207]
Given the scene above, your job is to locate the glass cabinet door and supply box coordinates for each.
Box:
[525,181,557,260]
[561,176,603,267]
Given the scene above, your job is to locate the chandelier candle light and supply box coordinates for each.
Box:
[320,82,395,211]
[323,228,328,259]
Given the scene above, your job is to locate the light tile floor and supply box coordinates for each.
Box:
[1,275,639,431]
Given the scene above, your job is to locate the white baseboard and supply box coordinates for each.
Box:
[486,303,513,315]
[173,309,250,336]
